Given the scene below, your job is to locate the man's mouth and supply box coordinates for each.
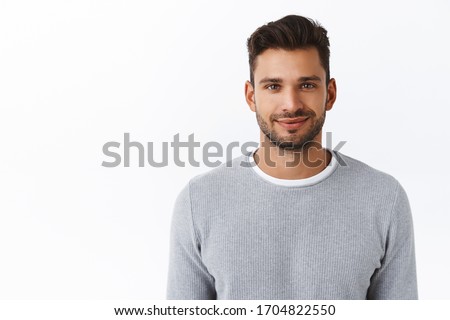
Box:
[275,117,309,129]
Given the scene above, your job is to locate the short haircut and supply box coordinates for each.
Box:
[247,15,331,86]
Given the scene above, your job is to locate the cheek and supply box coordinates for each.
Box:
[302,92,326,105]
[261,109,277,123]
[263,93,283,105]
[255,100,276,117]
[263,94,284,108]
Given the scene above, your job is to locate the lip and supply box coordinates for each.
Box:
[276,117,308,129]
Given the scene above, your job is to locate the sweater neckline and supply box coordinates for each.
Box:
[245,147,339,187]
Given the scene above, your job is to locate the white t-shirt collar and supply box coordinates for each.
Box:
[246,147,338,187]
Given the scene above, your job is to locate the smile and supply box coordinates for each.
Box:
[275,117,309,129]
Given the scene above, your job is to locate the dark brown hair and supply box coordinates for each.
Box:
[247,15,330,86]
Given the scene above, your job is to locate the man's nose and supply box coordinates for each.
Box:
[281,87,303,112]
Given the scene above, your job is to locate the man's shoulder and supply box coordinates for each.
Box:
[188,153,248,189]
[335,151,401,191]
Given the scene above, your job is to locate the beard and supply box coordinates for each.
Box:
[255,105,326,151]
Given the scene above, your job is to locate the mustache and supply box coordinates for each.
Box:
[270,109,316,121]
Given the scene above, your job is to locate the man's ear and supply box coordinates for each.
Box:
[245,80,256,112]
[325,78,337,111]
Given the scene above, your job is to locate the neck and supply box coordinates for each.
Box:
[254,133,331,180]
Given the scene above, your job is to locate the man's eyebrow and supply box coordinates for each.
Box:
[258,75,322,85]
[259,77,282,85]
[299,75,322,82]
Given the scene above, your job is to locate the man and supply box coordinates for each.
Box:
[166,15,418,300]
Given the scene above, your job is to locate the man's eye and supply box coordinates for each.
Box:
[301,83,315,89]
[266,84,280,90]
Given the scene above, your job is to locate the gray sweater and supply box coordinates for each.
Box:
[166,150,418,299]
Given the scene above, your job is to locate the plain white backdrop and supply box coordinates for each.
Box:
[1,0,449,299]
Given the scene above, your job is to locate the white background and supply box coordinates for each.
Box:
[1,0,449,299]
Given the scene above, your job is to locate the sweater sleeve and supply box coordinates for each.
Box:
[366,182,418,299]
[166,182,216,299]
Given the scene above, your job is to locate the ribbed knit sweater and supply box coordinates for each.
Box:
[166,149,418,300]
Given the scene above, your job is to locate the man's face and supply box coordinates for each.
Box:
[245,47,336,150]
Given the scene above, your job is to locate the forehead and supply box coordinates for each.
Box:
[253,47,325,81]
